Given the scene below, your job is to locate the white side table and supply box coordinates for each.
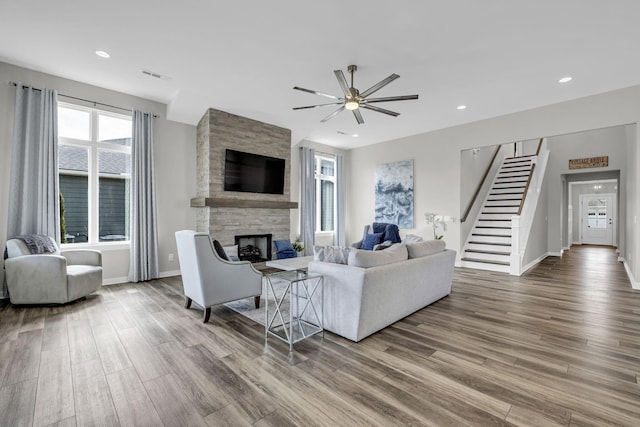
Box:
[264,269,323,360]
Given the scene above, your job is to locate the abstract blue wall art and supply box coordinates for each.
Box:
[375,159,414,228]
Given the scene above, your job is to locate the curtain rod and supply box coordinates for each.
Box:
[9,81,159,118]
[300,147,338,158]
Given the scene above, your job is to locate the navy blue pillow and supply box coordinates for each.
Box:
[274,239,295,252]
[361,232,383,250]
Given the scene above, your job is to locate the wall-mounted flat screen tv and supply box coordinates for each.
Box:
[224,149,285,195]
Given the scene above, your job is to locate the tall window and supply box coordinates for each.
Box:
[315,154,336,232]
[57,103,132,244]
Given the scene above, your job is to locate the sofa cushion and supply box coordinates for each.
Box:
[373,240,393,251]
[313,245,350,264]
[403,234,424,244]
[406,240,446,258]
[348,243,408,268]
[360,232,383,250]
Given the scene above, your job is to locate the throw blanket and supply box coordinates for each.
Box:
[372,222,402,243]
[3,234,58,259]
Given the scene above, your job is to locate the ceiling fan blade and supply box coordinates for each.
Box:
[293,102,344,110]
[352,109,364,124]
[293,86,340,100]
[334,70,350,96]
[361,104,400,117]
[363,94,419,103]
[320,106,346,123]
[359,73,400,98]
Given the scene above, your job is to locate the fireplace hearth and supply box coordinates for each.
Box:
[234,233,272,262]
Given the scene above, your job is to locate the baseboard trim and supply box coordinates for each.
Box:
[103,276,128,286]
[103,270,181,286]
[620,258,640,290]
[521,253,552,274]
[159,270,181,279]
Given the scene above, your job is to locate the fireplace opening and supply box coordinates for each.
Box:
[234,233,272,262]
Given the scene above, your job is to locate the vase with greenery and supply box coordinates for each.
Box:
[292,239,305,254]
[424,212,446,240]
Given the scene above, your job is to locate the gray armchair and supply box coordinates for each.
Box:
[175,230,263,323]
[4,236,102,304]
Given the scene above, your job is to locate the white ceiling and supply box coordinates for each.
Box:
[2,1,640,149]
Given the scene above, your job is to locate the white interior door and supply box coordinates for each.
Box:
[581,194,614,245]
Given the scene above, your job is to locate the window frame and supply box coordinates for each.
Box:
[57,102,132,248]
[314,154,337,234]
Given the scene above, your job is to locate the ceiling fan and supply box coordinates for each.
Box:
[293,65,419,125]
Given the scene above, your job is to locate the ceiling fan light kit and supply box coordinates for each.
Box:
[293,64,419,124]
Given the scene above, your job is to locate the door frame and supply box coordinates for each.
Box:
[578,192,617,246]
[568,179,618,246]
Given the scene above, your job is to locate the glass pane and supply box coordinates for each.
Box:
[59,174,88,244]
[98,114,131,146]
[59,145,89,172]
[98,149,130,242]
[99,149,131,176]
[320,159,335,177]
[588,199,607,229]
[320,179,334,231]
[99,176,130,242]
[58,106,91,140]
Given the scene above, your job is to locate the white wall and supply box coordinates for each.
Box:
[348,85,640,282]
[0,62,197,284]
[523,175,549,265]
[625,124,639,287]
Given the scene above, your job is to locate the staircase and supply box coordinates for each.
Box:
[461,155,535,273]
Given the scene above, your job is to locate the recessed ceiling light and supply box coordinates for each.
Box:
[558,76,572,83]
[95,50,110,58]
[457,105,467,110]
[337,131,359,137]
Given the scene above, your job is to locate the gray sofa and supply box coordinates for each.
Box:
[307,241,456,342]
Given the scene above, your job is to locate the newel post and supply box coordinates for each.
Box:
[510,216,521,276]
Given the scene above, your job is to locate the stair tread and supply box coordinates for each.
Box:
[482,212,518,215]
[505,154,536,159]
[461,257,510,266]
[469,241,511,246]
[472,233,512,237]
[487,198,522,201]
[485,204,520,207]
[466,249,511,256]
[490,192,524,196]
[478,219,511,222]
[476,226,511,229]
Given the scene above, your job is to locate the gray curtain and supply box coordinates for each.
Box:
[7,85,60,240]
[334,153,346,246]
[300,147,316,256]
[128,110,159,282]
[5,84,59,298]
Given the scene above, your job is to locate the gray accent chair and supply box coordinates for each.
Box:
[175,230,263,323]
[4,236,102,304]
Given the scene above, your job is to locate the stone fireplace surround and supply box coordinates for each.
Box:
[191,108,297,260]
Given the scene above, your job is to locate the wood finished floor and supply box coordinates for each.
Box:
[0,245,639,426]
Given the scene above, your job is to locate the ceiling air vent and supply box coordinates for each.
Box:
[141,69,171,80]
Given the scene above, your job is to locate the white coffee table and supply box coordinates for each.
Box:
[266,255,314,271]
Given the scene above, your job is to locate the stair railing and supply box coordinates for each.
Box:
[461,146,501,223]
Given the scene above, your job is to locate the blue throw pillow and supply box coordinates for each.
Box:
[361,232,383,250]
[274,239,295,252]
